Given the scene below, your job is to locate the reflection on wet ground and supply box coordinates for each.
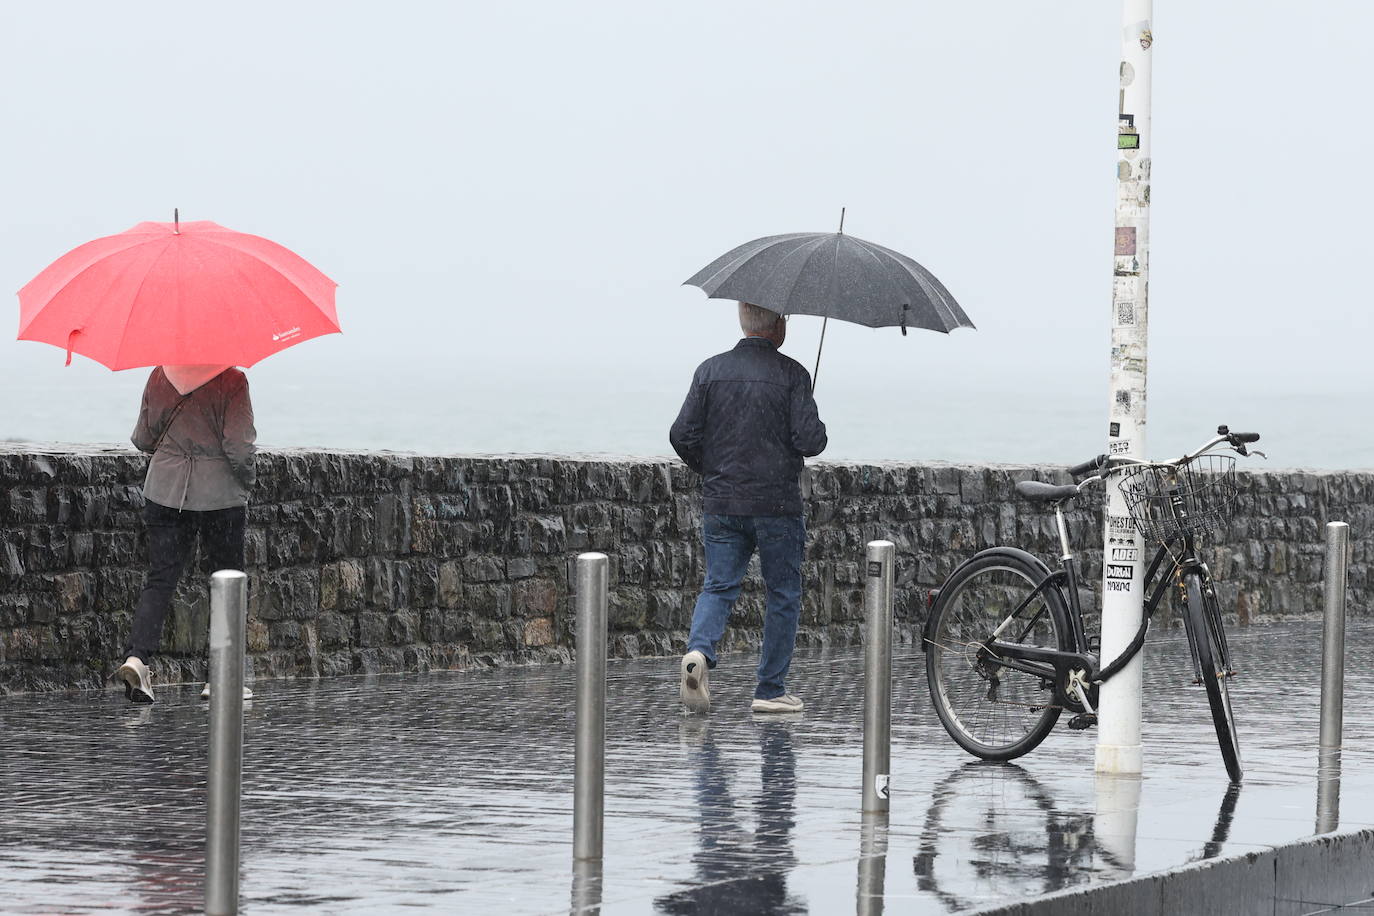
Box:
[1,621,1370,913]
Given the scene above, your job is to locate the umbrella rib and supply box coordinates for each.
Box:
[865,245,951,331]
[109,238,178,369]
[850,241,911,327]
[202,243,298,365]
[891,254,962,329]
[689,233,814,290]
[777,236,841,318]
[191,235,338,329]
[867,239,970,329]
[17,235,166,338]
[719,236,824,307]
[764,236,832,313]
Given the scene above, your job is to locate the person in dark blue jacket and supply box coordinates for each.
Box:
[670,302,827,714]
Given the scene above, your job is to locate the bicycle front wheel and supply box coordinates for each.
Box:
[925,553,1071,761]
[1183,571,1242,783]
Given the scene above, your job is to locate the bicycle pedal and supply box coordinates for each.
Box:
[1068,713,1098,731]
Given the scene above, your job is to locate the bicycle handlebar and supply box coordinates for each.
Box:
[1068,454,1107,478]
[1066,426,1263,479]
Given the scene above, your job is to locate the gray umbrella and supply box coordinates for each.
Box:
[683,213,974,385]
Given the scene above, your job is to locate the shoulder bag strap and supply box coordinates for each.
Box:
[151,395,193,454]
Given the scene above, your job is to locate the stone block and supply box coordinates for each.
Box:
[513,578,558,618]
[463,584,512,620]
[438,560,463,608]
[388,609,419,645]
[53,572,95,617]
[463,556,505,583]
[357,612,388,646]
[320,559,365,611]
[523,616,554,647]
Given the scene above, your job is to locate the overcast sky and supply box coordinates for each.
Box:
[3,2,1370,466]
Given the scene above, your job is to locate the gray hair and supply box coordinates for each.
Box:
[738,301,782,336]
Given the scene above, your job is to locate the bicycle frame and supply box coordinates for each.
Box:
[980,489,1219,694]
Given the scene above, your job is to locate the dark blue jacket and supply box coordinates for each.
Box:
[669,337,827,517]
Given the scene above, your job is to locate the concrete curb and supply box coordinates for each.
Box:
[974,828,1374,916]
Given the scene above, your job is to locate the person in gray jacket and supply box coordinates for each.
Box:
[114,365,256,703]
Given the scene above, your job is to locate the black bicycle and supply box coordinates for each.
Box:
[923,426,1262,784]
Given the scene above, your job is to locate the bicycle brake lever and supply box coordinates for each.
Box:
[1250,449,1267,460]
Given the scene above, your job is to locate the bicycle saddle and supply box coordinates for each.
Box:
[1015,480,1080,503]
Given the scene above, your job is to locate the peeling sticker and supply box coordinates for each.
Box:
[1109,422,1121,438]
[1120,61,1135,87]
[1125,19,1153,50]
[1118,113,1140,150]
[1115,227,1137,256]
[1118,160,1133,181]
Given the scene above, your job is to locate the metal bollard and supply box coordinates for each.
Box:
[206,570,247,916]
[862,541,895,814]
[1316,522,1349,835]
[1319,522,1349,752]
[573,553,608,861]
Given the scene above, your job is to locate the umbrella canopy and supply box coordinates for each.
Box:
[17,217,339,369]
[684,230,974,334]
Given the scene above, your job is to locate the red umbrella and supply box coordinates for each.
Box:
[17,213,339,368]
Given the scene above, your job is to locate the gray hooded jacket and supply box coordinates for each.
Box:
[131,367,257,510]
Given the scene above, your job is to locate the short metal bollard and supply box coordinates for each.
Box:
[206,570,247,916]
[1319,522,1349,752]
[1316,522,1349,834]
[862,541,895,814]
[573,552,608,861]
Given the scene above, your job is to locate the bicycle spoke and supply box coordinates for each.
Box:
[928,562,1065,758]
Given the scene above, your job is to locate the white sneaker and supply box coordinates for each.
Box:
[201,683,254,701]
[115,657,155,704]
[680,651,711,713]
[752,694,803,714]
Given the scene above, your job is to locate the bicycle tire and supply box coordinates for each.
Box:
[1183,571,1242,783]
[925,552,1072,761]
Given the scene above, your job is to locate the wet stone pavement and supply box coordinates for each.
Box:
[2,620,1372,914]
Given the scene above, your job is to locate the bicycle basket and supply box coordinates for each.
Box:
[1118,454,1239,542]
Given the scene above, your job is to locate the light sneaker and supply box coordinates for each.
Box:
[680,651,711,713]
[200,683,254,701]
[115,657,155,704]
[752,694,804,714]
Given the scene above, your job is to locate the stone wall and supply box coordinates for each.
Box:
[0,445,1368,693]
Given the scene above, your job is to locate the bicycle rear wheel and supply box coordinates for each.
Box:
[925,553,1071,761]
[1183,571,1242,783]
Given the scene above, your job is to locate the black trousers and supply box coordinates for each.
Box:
[126,501,246,663]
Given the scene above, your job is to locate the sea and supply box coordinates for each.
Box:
[2,357,1369,473]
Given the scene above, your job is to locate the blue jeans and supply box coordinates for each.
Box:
[687,513,805,700]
